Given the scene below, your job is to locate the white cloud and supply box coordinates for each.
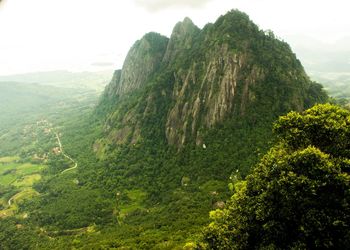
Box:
[0,0,349,75]
[134,0,213,12]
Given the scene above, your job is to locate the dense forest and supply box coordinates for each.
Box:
[0,10,348,249]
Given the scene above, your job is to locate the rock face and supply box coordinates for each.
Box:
[110,32,169,97]
[162,17,200,64]
[97,10,327,151]
[165,46,260,145]
[103,70,121,99]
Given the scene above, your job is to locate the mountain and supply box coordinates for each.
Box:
[0,10,328,249]
[97,10,326,152]
[82,10,326,247]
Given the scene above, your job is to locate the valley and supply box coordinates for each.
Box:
[0,9,349,250]
[0,116,80,218]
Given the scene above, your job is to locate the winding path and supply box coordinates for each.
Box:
[6,126,78,208]
[55,132,78,174]
[6,128,78,208]
[8,196,14,206]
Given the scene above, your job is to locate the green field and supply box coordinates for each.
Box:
[0,174,17,186]
[0,156,20,164]
[0,156,46,216]
[0,157,45,185]
[12,174,42,187]
[0,161,45,186]
[10,188,40,204]
[16,163,45,175]
[118,189,147,220]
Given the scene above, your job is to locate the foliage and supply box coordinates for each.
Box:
[0,217,47,250]
[201,104,350,249]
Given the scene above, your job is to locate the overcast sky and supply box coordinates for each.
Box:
[0,0,349,76]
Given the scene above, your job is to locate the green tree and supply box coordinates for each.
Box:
[201,104,350,249]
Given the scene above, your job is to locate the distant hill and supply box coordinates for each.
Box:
[288,35,350,100]
[0,82,77,127]
[0,70,113,91]
[0,81,99,155]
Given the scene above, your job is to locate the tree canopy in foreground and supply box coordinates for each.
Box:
[201,104,350,249]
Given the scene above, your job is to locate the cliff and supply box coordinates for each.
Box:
[97,10,327,152]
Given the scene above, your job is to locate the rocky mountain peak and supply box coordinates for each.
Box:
[97,10,327,150]
[177,17,196,31]
[171,17,198,35]
[162,17,200,63]
[114,32,169,96]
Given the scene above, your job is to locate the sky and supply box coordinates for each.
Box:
[0,0,349,76]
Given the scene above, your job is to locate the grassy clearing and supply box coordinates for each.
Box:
[0,161,44,186]
[119,189,147,219]
[17,163,45,175]
[126,189,147,201]
[0,163,19,175]
[0,156,20,164]
[11,188,39,204]
[0,174,17,186]
[12,174,42,187]
[0,208,15,218]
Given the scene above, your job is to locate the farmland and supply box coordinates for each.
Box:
[0,156,45,217]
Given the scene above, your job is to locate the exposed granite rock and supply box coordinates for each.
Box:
[165,44,265,146]
[97,10,327,152]
[103,70,121,99]
[115,32,169,96]
[163,17,200,64]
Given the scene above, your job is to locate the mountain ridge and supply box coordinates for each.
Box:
[97,9,326,151]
